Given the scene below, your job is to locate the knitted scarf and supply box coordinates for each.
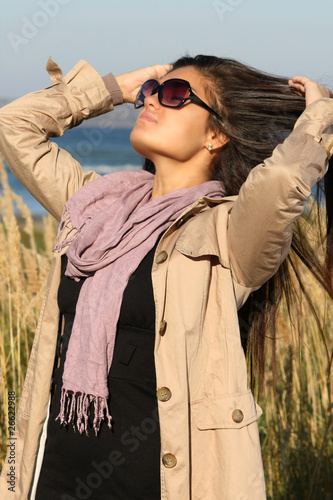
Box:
[53,170,225,435]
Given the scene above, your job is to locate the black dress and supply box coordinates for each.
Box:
[36,244,161,500]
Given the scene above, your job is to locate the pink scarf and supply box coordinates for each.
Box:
[53,170,225,435]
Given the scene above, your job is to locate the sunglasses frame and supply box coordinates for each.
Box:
[134,78,223,121]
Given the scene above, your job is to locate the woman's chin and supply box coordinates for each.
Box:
[130,129,154,160]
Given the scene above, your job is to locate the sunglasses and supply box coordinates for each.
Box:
[134,78,223,121]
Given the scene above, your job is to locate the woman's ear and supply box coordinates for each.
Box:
[206,129,229,152]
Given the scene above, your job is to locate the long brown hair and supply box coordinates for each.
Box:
[144,55,333,392]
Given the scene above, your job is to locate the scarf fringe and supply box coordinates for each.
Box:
[56,388,112,436]
[53,208,78,253]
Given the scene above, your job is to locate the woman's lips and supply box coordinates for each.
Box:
[138,112,157,123]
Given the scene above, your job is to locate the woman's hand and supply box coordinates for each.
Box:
[116,64,172,104]
[289,76,331,107]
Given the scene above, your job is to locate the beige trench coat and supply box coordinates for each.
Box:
[0,60,332,500]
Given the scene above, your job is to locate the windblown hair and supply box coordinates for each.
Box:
[144,55,333,392]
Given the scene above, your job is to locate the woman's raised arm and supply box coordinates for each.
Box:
[0,59,118,220]
[0,59,171,220]
[228,79,333,289]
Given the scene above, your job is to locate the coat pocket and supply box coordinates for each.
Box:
[191,389,262,430]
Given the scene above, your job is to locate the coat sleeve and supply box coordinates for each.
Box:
[0,59,118,221]
[228,97,333,288]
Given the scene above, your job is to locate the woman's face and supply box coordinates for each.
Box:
[130,66,214,166]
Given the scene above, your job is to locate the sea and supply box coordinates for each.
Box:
[3,126,143,216]
[2,125,324,216]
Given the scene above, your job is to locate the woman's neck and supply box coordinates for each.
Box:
[150,157,211,200]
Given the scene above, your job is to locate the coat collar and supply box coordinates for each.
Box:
[173,195,236,266]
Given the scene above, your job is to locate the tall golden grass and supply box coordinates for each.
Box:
[258,262,333,499]
[0,156,332,498]
[0,157,57,465]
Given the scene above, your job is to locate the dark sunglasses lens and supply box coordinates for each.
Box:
[135,80,158,108]
[160,81,190,107]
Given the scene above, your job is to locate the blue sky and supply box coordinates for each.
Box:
[0,0,332,99]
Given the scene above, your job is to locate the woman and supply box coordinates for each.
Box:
[0,55,331,499]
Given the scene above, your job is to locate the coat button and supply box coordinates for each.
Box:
[155,251,168,264]
[157,387,172,402]
[232,409,244,423]
[176,213,193,228]
[176,217,185,228]
[162,453,177,468]
[159,320,167,336]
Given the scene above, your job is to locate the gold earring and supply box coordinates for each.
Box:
[208,142,213,151]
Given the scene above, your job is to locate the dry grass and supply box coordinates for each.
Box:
[0,156,332,497]
[259,208,333,499]
[0,157,57,464]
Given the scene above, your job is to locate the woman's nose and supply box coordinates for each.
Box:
[144,92,160,109]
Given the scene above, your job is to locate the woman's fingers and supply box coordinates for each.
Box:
[116,64,172,104]
[288,77,306,93]
[289,76,330,107]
